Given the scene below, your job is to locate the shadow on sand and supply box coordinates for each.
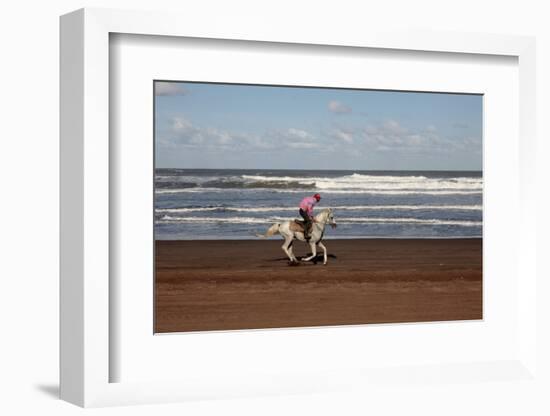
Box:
[268,253,338,265]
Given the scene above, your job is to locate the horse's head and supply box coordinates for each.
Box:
[324,208,337,229]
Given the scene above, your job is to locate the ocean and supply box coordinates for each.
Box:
[154,169,482,240]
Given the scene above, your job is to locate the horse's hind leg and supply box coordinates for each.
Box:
[302,241,317,262]
[282,236,296,262]
[287,240,298,262]
[318,241,328,265]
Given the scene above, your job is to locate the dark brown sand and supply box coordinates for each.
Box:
[155,239,482,333]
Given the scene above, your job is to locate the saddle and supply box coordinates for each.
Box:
[289,219,307,233]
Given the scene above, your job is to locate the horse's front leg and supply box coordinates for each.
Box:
[318,241,328,265]
[302,241,317,262]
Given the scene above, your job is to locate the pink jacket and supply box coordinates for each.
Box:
[299,196,317,216]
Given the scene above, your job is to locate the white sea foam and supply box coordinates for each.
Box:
[157,215,481,227]
[158,216,269,224]
[158,207,224,213]
[155,204,482,214]
[155,172,482,193]
[241,173,482,191]
[339,218,481,226]
[155,187,481,195]
[157,188,209,195]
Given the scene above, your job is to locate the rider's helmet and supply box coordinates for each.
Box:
[313,193,321,201]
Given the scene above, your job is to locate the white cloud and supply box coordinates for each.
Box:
[173,118,193,131]
[171,117,235,146]
[328,100,352,114]
[162,115,479,160]
[331,129,354,144]
[382,119,407,135]
[451,136,481,150]
[288,142,318,149]
[358,120,476,155]
[286,128,314,141]
[155,82,187,96]
[273,128,320,149]
[168,117,275,150]
[425,125,437,132]
[407,134,428,146]
[171,117,203,144]
[167,124,323,152]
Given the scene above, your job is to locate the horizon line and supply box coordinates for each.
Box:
[155,167,483,172]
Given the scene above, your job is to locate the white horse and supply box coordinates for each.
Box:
[257,208,337,265]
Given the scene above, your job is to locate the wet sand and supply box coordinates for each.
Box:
[155,239,482,333]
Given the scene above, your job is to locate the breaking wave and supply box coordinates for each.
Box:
[155,204,481,214]
[156,188,481,195]
[154,169,483,238]
[157,215,481,227]
[155,172,482,193]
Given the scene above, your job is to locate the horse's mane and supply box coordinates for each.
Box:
[315,208,332,219]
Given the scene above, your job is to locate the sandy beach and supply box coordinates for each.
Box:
[155,238,482,333]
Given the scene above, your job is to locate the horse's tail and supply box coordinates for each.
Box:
[256,223,280,238]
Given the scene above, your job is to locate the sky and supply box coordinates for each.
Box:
[154,81,482,171]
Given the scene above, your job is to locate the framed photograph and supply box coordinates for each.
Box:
[153,80,483,334]
[60,8,538,408]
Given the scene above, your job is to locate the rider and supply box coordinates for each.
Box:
[299,193,321,240]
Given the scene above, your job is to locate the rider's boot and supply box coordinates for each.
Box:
[304,222,311,241]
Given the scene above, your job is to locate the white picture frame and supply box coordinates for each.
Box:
[60,7,538,408]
